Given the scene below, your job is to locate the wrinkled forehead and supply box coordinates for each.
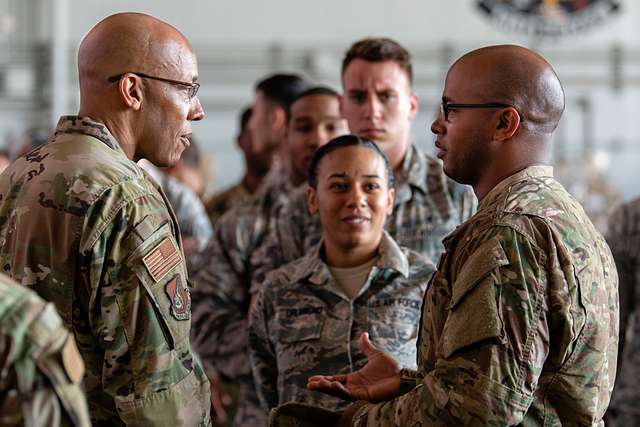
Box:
[342,59,411,91]
[151,37,199,81]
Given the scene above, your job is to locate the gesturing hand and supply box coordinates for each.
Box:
[307,332,402,403]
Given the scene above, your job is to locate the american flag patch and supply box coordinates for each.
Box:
[142,237,181,282]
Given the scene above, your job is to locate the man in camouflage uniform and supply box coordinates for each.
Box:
[249,37,475,298]
[0,273,91,427]
[307,45,618,426]
[0,13,211,425]
[192,84,348,426]
[605,197,640,426]
[205,107,265,226]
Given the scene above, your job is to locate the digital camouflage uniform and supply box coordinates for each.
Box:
[605,197,640,426]
[0,116,211,426]
[205,181,252,226]
[250,144,476,294]
[192,165,292,426]
[349,166,618,426]
[249,231,434,412]
[0,273,91,427]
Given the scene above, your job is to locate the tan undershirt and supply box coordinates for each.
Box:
[328,256,378,300]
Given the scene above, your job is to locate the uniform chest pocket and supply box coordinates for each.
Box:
[367,300,421,341]
[275,306,325,343]
[124,220,191,351]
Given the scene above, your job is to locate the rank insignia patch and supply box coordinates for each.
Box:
[165,275,191,320]
[142,236,181,282]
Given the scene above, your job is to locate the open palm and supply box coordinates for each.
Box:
[307,332,402,403]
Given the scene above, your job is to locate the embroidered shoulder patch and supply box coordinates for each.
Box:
[142,236,181,283]
[165,275,191,320]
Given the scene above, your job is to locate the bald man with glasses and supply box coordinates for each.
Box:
[0,13,211,425]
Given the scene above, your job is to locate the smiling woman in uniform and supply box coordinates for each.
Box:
[248,134,435,413]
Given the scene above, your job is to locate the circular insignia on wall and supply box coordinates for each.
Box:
[477,0,621,38]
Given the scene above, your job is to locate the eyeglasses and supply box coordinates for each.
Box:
[440,102,513,122]
[108,72,200,99]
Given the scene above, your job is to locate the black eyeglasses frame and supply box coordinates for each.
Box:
[107,72,200,99]
[440,102,515,122]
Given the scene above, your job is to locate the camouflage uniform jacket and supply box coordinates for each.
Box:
[204,181,252,226]
[0,273,91,427]
[191,165,292,426]
[606,198,640,425]
[0,116,211,426]
[249,144,476,294]
[249,231,434,411]
[352,166,619,426]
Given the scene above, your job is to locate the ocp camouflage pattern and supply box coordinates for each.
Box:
[0,273,91,427]
[249,232,434,411]
[351,166,618,426]
[0,116,211,426]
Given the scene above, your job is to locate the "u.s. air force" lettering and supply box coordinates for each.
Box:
[368,298,421,310]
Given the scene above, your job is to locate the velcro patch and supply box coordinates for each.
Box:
[142,236,181,283]
[165,275,191,320]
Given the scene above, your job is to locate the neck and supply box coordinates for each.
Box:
[242,172,263,194]
[323,238,381,268]
[78,109,136,160]
[389,138,410,174]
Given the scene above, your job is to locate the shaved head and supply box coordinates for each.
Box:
[76,13,204,166]
[78,12,195,88]
[449,45,565,135]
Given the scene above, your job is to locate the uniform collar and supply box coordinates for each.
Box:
[478,165,554,212]
[54,116,126,155]
[296,230,410,286]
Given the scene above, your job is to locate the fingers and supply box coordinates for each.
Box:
[307,377,355,401]
[308,374,347,383]
[359,332,379,357]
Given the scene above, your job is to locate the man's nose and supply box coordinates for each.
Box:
[189,96,205,121]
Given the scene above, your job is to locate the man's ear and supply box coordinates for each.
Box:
[306,185,319,215]
[119,75,143,111]
[408,92,419,120]
[339,94,345,118]
[271,106,287,133]
[494,107,521,141]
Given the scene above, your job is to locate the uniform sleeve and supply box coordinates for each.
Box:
[0,290,91,427]
[190,208,253,380]
[82,192,211,425]
[353,228,550,426]
[247,283,279,410]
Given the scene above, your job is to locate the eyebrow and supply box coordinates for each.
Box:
[327,173,382,179]
[293,115,342,122]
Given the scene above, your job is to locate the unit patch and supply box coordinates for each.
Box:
[165,275,191,320]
